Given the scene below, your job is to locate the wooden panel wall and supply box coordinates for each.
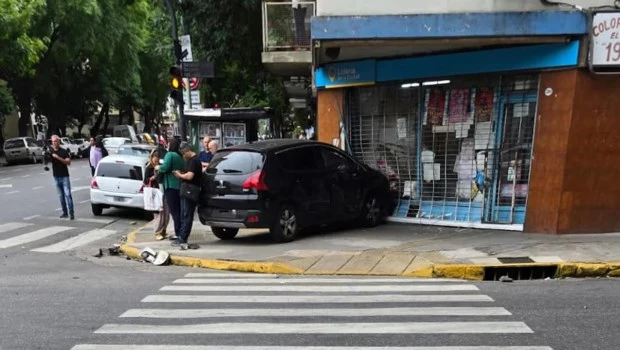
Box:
[316,89,344,145]
[524,70,577,233]
[558,71,620,233]
[526,69,620,234]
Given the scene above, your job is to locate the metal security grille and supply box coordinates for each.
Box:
[346,74,539,226]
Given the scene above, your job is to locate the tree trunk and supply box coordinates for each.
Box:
[90,102,109,136]
[118,109,124,125]
[16,86,32,137]
[102,107,110,134]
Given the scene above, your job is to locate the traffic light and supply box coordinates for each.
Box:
[169,66,184,104]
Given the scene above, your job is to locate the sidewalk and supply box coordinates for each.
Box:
[121,217,620,280]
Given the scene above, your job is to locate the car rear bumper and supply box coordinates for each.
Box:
[198,207,268,229]
[90,189,144,209]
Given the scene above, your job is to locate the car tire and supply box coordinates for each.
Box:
[360,193,383,227]
[211,227,239,240]
[270,204,299,243]
[91,204,104,216]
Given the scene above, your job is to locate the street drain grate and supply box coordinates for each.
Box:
[483,265,558,281]
[497,257,535,264]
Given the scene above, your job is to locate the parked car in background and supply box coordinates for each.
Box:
[90,154,151,218]
[198,139,393,243]
[117,144,156,158]
[102,137,131,155]
[73,138,88,156]
[3,137,44,165]
[46,137,80,158]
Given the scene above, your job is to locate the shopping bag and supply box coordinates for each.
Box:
[143,186,163,211]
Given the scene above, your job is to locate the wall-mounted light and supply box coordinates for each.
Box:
[401,82,420,89]
[422,80,451,86]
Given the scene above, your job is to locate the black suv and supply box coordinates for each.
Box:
[198,139,393,243]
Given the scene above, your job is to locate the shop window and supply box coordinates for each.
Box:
[346,74,539,225]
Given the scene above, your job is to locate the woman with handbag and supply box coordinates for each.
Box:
[144,150,170,241]
[172,142,202,250]
[155,138,185,246]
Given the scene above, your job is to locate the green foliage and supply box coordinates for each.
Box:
[183,0,289,114]
[0,80,14,116]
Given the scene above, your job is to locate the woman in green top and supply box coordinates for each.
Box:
[155,138,185,242]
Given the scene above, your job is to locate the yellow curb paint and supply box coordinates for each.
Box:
[118,226,620,279]
[402,266,433,278]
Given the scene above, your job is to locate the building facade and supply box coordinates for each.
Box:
[310,0,620,234]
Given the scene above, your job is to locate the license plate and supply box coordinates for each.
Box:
[113,196,125,202]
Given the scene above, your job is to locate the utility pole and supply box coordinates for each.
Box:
[163,0,187,140]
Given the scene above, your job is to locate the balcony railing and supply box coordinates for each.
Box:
[262,1,315,51]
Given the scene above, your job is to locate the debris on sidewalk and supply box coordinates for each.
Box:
[140,247,170,266]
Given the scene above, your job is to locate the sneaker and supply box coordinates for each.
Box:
[155,233,167,241]
[69,215,75,220]
[170,239,181,247]
[60,214,68,219]
[168,235,178,241]
[180,243,189,250]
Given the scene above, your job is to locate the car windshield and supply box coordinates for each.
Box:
[118,147,153,156]
[207,150,264,175]
[96,163,143,180]
[4,139,25,149]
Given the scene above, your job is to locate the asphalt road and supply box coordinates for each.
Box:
[0,158,150,255]
[1,159,619,350]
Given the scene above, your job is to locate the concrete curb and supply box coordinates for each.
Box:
[119,229,620,280]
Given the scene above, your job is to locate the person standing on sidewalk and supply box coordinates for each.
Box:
[173,142,202,250]
[50,135,74,220]
[144,150,170,240]
[156,137,184,243]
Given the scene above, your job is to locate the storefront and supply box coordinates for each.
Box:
[346,74,538,229]
[183,107,275,152]
[315,41,582,230]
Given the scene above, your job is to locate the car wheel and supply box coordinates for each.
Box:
[91,204,103,216]
[270,204,299,243]
[211,227,239,240]
[361,193,383,227]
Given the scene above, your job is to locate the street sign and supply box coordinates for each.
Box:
[189,77,199,90]
[590,12,620,72]
[182,61,215,78]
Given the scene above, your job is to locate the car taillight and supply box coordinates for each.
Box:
[242,170,267,191]
[91,178,99,189]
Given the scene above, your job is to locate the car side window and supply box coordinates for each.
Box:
[320,147,355,170]
[277,146,323,172]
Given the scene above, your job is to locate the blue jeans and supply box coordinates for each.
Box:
[179,197,197,244]
[54,176,74,216]
[165,188,181,238]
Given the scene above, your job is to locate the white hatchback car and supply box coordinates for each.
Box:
[90,154,150,217]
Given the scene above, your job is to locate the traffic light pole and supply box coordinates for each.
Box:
[164,0,187,140]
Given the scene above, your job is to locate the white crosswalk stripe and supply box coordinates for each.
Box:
[72,273,554,349]
[0,221,118,253]
[31,228,117,253]
[0,226,73,248]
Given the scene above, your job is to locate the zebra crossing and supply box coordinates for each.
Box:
[71,272,554,350]
[0,218,119,253]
